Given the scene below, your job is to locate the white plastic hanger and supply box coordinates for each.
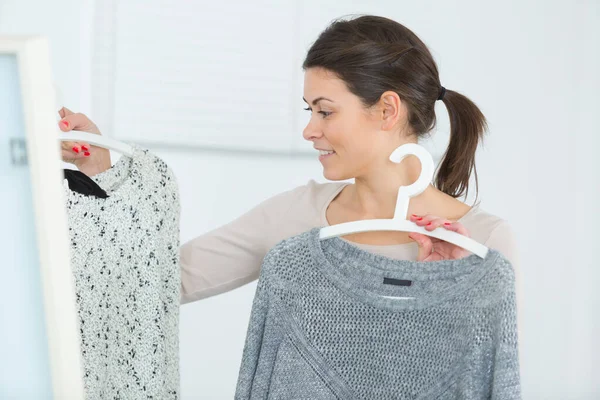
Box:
[58,131,134,157]
[319,143,489,258]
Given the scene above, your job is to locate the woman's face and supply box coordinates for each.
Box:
[302,67,393,181]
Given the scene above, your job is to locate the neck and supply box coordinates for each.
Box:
[352,154,435,219]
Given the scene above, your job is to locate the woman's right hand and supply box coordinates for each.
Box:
[58,107,111,176]
[408,214,472,262]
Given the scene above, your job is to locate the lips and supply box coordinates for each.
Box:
[318,150,335,156]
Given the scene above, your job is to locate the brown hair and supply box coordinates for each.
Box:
[303,15,487,199]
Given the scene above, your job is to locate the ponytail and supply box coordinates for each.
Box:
[435,89,487,199]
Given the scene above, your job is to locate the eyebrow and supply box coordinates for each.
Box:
[302,96,334,106]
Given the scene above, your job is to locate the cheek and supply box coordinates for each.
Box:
[326,119,375,154]
[323,118,357,147]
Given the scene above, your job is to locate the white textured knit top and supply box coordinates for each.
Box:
[64,147,180,399]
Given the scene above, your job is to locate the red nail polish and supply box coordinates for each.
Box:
[417,217,423,221]
[81,145,89,151]
[61,120,69,128]
[84,151,90,157]
[72,146,79,153]
[444,222,451,226]
[427,222,432,226]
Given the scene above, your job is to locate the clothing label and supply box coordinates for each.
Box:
[383,277,412,287]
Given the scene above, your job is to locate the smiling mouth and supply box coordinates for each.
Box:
[318,150,336,157]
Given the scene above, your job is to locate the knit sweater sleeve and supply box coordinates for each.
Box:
[490,278,522,399]
[160,169,182,397]
[235,282,269,399]
[484,220,524,361]
[234,252,283,400]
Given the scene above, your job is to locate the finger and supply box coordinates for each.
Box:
[424,216,449,232]
[58,106,75,119]
[58,118,71,131]
[410,213,435,227]
[408,232,433,261]
[61,140,80,153]
[409,214,422,223]
[60,141,92,156]
[58,112,100,134]
[426,240,457,259]
[436,221,472,259]
[442,221,470,238]
[62,149,78,162]
[61,149,91,161]
[61,140,90,151]
[411,214,444,230]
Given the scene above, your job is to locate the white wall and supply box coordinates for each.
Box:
[2,1,598,399]
[151,150,323,398]
[0,0,94,112]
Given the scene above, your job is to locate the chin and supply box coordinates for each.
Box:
[322,167,352,182]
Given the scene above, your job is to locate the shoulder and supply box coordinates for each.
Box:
[461,205,519,269]
[264,229,313,259]
[133,148,178,188]
[141,149,180,204]
[228,180,347,254]
[259,229,316,283]
[488,250,518,290]
[461,205,506,238]
[265,179,347,206]
[462,206,523,321]
[258,179,348,224]
[468,250,517,308]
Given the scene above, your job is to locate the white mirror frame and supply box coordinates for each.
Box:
[0,36,84,399]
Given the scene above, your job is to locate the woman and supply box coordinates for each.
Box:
[58,15,520,311]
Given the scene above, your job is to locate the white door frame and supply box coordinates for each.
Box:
[0,36,84,400]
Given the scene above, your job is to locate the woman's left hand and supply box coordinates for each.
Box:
[408,214,471,262]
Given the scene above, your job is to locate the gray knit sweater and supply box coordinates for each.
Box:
[65,147,180,399]
[235,228,521,399]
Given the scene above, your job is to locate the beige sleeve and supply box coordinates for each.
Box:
[484,221,524,340]
[179,185,308,304]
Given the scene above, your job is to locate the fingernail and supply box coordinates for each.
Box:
[427,222,432,226]
[417,217,423,221]
[81,145,89,151]
[84,151,90,157]
[61,120,69,128]
[411,214,418,217]
[72,146,79,153]
[444,222,451,226]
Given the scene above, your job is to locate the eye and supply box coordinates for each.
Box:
[319,111,332,118]
[303,107,311,112]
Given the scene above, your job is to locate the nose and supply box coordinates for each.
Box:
[302,117,322,142]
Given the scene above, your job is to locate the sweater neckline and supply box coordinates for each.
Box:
[64,147,141,202]
[307,227,497,311]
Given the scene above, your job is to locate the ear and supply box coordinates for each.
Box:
[379,91,403,131]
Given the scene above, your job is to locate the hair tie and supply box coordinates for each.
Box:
[437,86,446,101]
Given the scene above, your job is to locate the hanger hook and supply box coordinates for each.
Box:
[388,143,435,220]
